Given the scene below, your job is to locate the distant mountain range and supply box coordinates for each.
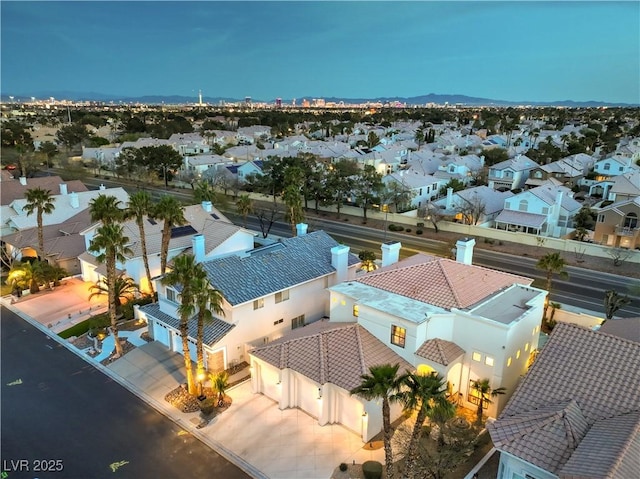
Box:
[2,91,636,107]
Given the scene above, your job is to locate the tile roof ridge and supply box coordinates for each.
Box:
[559,321,640,347]
[353,324,368,377]
[608,411,640,477]
[318,332,326,385]
[279,342,286,369]
[437,260,464,307]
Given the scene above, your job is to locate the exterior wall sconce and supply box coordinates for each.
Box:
[362,411,368,417]
[317,387,322,399]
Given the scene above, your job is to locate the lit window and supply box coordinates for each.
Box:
[525,342,530,352]
[532,327,537,335]
[516,350,521,359]
[485,356,494,366]
[472,352,482,362]
[253,298,264,310]
[341,300,346,306]
[390,325,406,348]
[166,288,178,303]
[273,318,283,326]
[353,305,359,317]
[507,357,512,367]
[275,289,290,304]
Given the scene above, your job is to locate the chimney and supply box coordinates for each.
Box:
[69,192,79,209]
[59,183,68,195]
[445,187,454,210]
[19,177,27,186]
[455,238,475,265]
[202,200,212,213]
[296,223,308,236]
[381,241,401,267]
[331,245,350,283]
[192,234,205,263]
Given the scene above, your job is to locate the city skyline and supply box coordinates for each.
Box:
[1,1,639,104]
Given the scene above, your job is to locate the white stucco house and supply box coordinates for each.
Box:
[136,227,361,377]
[494,185,581,237]
[79,201,254,293]
[488,155,539,191]
[250,239,546,442]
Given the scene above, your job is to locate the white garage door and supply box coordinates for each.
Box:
[172,332,197,362]
[152,321,170,347]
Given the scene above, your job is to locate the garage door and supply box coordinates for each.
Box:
[152,321,170,347]
[172,333,197,362]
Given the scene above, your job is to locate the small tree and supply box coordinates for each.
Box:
[607,247,633,267]
[211,371,230,407]
[358,250,378,272]
[537,252,568,318]
[469,379,506,426]
[603,290,632,322]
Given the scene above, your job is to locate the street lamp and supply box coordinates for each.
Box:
[382,204,390,240]
[197,367,206,399]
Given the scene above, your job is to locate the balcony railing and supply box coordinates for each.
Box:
[615,226,639,236]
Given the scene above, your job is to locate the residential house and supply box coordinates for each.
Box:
[435,154,484,186]
[488,155,539,191]
[250,239,546,442]
[593,196,640,249]
[236,125,271,144]
[593,153,636,179]
[526,154,595,189]
[494,185,581,237]
[384,170,447,209]
[136,228,360,376]
[488,322,640,479]
[587,169,640,202]
[79,201,254,293]
[0,175,88,206]
[433,186,514,226]
[182,154,230,178]
[168,133,211,156]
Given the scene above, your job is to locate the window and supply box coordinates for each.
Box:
[485,356,494,366]
[273,318,283,326]
[472,352,482,362]
[353,305,359,317]
[597,214,605,223]
[275,289,290,304]
[166,287,177,303]
[604,163,610,170]
[390,325,406,348]
[623,213,638,229]
[253,298,264,310]
[534,171,543,179]
[519,199,528,212]
[516,349,521,359]
[291,314,305,330]
[507,357,512,367]
[542,207,549,215]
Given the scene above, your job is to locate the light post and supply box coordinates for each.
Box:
[197,367,206,400]
[382,204,389,241]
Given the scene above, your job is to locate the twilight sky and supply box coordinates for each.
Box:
[1,1,639,104]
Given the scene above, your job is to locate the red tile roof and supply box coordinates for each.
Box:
[416,338,465,366]
[357,254,532,310]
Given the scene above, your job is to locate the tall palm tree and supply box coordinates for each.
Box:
[23,187,55,260]
[161,254,199,395]
[89,194,125,225]
[282,184,304,235]
[89,274,139,314]
[126,191,155,296]
[235,194,253,228]
[153,195,187,275]
[603,290,632,322]
[536,252,569,318]
[398,371,449,479]
[192,271,226,389]
[470,378,506,426]
[350,364,405,479]
[89,223,132,357]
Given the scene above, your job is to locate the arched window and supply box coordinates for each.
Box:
[519,199,528,212]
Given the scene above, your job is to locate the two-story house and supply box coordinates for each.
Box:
[384,170,447,209]
[433,185,514,226]
[79,201,254,293]
[250,239,545,441]
[593,153,636,180]
[136,228,360,376]
[526,154,595,189]
[488,155,539,191]
[494,185,581,237]
[593,196,640,249]
[488,322,640,479]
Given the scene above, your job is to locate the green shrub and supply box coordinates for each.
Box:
[362,460,382,479]
[416,229,423,235]
[417,222,424,228]
[59,318,93,339]
[405,228,412,233]
[120,296,154,320]
[339,463,348,472]
[199,397,216,416]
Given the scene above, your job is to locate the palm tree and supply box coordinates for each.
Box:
[235,194,253,228]
[282,184,304,235]
[470,378,506,426]
[7,260,40,294]
[161,254,199,395]
[153,195,187,275]
[211,371,230,407]
[89,194,125,225]
[192,271,226,391]
[126,191,155,296]
[536,252,569,318]
[427,400,456,446]
[89,274,139,314]
[603,290,632,322]
[23,187,55,260]
[398,371,449,479]
[89,223,132,357]
[350,364,405,479]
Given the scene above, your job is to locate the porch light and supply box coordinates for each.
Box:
[317,387,322,399]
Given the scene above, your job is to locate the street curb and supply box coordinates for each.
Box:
[0,300,268,479]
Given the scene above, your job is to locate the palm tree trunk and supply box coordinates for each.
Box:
[180,320,196,394]
[138,219,155,297]
[37,210,45,260]
[108,258,124,357]
[381,398,394,479]
[404,407,429,479]
[161,225,170,275]
[196,313,205,373]
[476,397,484,426]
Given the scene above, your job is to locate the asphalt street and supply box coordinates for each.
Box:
[1,307,251,479]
